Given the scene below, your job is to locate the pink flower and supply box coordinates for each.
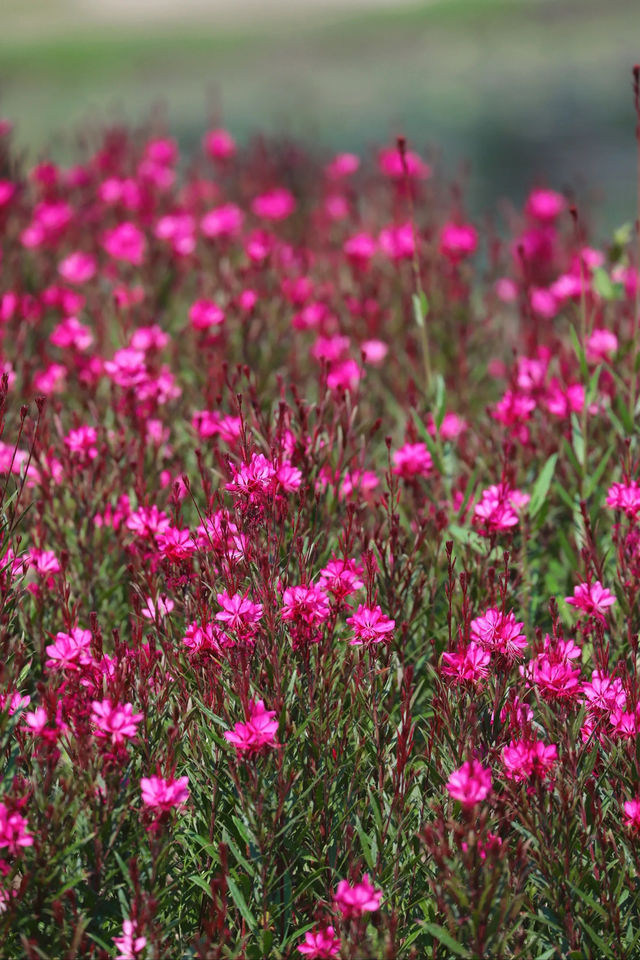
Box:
[156,527,196,562]
[58,251,97,285]
[27,549,61,577]
[501,739,557,782]
[51,316,94,352]
[545,380,584,418]
[530,287,558,319]
[64,425,98,459]
[189,299,225,331]
[392,442,432,479]
[91,700,143,745]
[224,699,279,754]
[182,620,232,653]
[378,146,430,180]
[325,152,360,180]
[521,651,582,702]
[334,874,382,918]
[113,918,147,960]
[525,188,566,222]
[347,604,395,646]
[492,390,536,429]
[470,609,528,660]
[565,581,616,621]
[0,691,30,715]
[45,627,92,671]
[204,127,236,161]
[226,453,277,500]
[327,359,362,392]
[276,461,302,492]
[439,222,478,261]
[155,213,195,255]
[624,798,640,831]
[297,925,341,958]
[201,203,243,239]
[102,222,146,265]
[251,188,295,221]
[126,505,171,539]
[441,642,491,684]
[360,340,388,365]
[141,596,174,620]
[474,484,528,534]
[216,590,263,633]
[446,759,492,807]
[582,670,626,714]
[379,222,415,260]
[606,481,640,517]
[427,411,467,441]
[317,557,364,601]
[0,803,33,855]
[343,232,376,267]
[586,328,618,364]
[0,180,16,208]
[610,707,640,739]
[281,584,330,625]
[141,775,189,812]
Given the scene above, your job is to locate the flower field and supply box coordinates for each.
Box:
[1,87,640,957]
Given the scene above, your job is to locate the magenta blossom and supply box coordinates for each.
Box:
[446,759,492,807]
[141,775,189,812]
[441,642,491,685]
[91,700,143,745]
[297,925,341,958]
[346,604,395,645]
[0,803,33,855]
[565,581,616,621]
[392,442,432,479]
[334,874,382,918]
[113,918,147,960]
[470,608,528,661]
[501,739,557,782]
[439,222,478,261]
[624,798,640,831]
[215,591,263,633]
[224,699,279,754]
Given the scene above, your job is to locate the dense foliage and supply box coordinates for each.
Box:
[1,106,640,958]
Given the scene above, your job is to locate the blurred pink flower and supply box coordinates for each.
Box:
[446,759,492,807]
[334,874,382,918]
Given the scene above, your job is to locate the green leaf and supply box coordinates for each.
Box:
[448,523,484,555]
[412,291,429,329]
[529,453,557,518]
[570,413,585,469]
[569,324,589,382]
[423,923,471,957]
[433,374,446,429]
[355,817,376,872]
[226,875,257,930]
[592,266,623,301]
[191,874,213,899]
[579,918,616,958]
[584,444,615,498]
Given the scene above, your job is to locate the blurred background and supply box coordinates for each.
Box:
[1,0,639,232]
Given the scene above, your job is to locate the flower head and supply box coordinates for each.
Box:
[346,604,395,645]
[297,926,341,959]
[565,581,616,621]
[446,759,492,807]
[334,874,382,918]
[224,699,279,754]
[141,775,189,812]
